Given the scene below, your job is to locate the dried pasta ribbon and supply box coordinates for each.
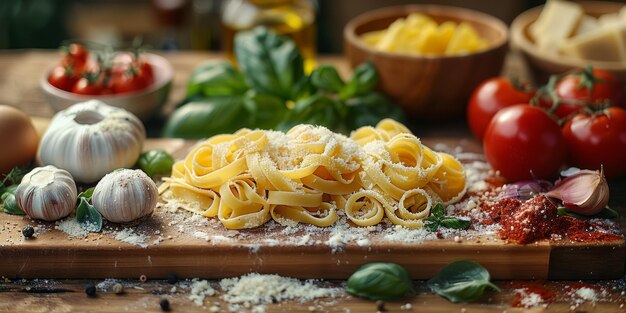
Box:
[217,176,270,229]
[350,126,390,146]
[427,152,467,204]
[271,202,338,227]
[267,190,323,207]
[344,191,386,226]
[375,118,412,137]
[397,188,432,220]
[162,177,221,217]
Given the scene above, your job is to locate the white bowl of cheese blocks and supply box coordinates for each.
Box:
[511,0,626,84]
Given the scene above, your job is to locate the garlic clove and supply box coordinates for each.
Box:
[92,169,158,223]
[15,165,78,221]
[545,168,609,215]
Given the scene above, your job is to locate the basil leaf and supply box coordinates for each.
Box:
[347,262,414,300]
[163,97,247,139]
[277,94,343,131]
[138,149,175,177]
[439,217,471,230]
[431,203,446,218]
[427,260,500,303]
[310,64,345,93]
[425,222,439,232]
[186,62,249,98]
[344,92,406,130]
[76,198,102,232]
[341,61,378,100]
[556,207,619,220]
[1,189,25,215]
[243,92,288,129]
[235,27,305,101]
[77,187,95,202]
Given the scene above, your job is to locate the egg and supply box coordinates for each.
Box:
[0,105,39,174]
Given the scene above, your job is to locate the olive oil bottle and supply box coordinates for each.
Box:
[221,0,316,72]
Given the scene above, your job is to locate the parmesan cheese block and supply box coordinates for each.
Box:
[530,0,583,48]
[561,24,626,62]
[575,15,599,36]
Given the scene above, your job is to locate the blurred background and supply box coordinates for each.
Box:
[0,0,545,52]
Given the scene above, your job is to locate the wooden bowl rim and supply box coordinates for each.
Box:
[510,1,626,70]
[344,4,509,61]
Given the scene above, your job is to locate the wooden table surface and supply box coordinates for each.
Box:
[1,51,625,313]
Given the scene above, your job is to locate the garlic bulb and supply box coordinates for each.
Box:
[92,169,158,223]
[38,100,146,183]
[16,165,77,221]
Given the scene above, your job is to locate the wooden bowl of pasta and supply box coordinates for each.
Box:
[344,5,508,120]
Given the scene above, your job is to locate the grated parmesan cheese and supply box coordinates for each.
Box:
[189,279,216,306]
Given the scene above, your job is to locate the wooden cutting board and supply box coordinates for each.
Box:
[0,139,624,281]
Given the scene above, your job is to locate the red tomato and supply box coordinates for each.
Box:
[72,73,109,95]
[138,60,154,84]
[47,66,78,91]
[484,105,567,182]
[111,70,149,94]
[61,43,89,73]
[543,68,626,119]
[562,107,626,179]
[467,77,535,140]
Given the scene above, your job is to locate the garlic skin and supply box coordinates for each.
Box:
[15,165,77,221]
[92,169,158,223]
[545,169,609,215]
[38,100,146,183]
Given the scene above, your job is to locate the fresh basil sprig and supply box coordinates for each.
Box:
[163,27,405,139]
[137,149,175,177]
[425,203,471,232]
[427,260,500,303]
[75,187,102,232]
[346,262,414,300]
[557,207,619,220]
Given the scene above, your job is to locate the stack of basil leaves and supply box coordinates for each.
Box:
[163,27,405,138]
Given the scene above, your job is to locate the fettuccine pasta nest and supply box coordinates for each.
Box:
[160,119,467,229]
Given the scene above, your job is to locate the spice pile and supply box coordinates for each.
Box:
[478,196,622,244]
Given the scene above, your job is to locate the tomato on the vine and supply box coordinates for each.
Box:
[539,67,625,119]
[562,107,626,179]
[110,68,150,94]
[47,66,78,91]
[61,43,89,73]
[72,71,110,95]
[483,105,567,182]
[467,77,535,140]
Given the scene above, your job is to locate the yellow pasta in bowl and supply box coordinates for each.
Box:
[160,119,467,230]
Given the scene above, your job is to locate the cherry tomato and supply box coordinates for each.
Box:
[484,105,567,182]
[111,69,149,94]
[138,60,154,84]
[47,66,78,91]
[542,68,626,119]
[467,77,535,140]
[562,107,626,179]
[72,72,109,95]
[61,43,89,73]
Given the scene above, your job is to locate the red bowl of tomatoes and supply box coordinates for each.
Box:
[40,45,173,121]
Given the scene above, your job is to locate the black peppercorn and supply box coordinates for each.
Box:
[159,298,170,311]
[85,284,96,297]
[22,225,34,238]
[166,273,178,284]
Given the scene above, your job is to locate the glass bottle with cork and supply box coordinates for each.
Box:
[221,0,316,72]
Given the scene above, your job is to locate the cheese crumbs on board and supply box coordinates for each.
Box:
[160,119,467,230]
